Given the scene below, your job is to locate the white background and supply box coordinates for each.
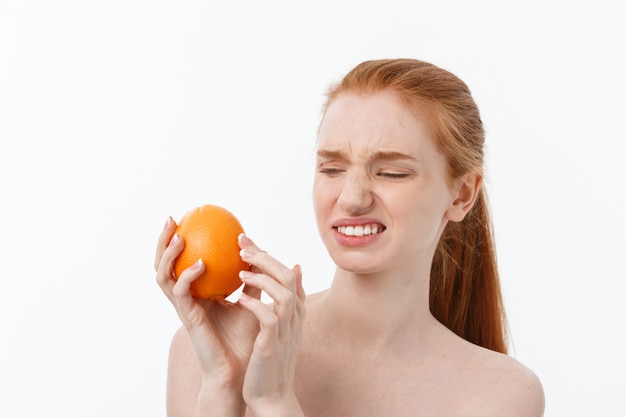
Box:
[1,1,624,415]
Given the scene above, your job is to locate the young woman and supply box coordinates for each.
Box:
[155,58,545,417]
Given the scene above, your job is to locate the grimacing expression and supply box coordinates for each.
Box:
[313,91,462,276]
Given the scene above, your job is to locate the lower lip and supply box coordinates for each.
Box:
[333,228,383,247]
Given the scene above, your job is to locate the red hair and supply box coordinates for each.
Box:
[323,59,508,353]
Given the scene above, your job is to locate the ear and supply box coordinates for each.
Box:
[446,172,482,222]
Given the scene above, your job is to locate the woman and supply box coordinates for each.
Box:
[155,58,545,416]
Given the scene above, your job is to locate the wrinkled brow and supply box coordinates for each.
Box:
[369,151,417,162]
[316,150,345,160]
[316,149,417,162]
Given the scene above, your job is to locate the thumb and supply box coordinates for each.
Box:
[292,264,305,301]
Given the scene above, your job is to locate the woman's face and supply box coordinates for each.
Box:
[313,91,460,275]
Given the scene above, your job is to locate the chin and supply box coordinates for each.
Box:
[328,251,384,275]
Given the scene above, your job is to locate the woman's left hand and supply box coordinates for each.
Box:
[236,234,306,416]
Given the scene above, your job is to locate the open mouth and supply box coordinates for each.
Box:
[335,224,386,237]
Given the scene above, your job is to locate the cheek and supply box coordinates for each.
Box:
[312,177,328,220]
[312,177,341,225]
[409,193,454,241]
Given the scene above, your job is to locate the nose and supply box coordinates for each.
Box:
[337,172,374,215]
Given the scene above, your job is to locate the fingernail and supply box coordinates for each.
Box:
[239,270,254,280]
[191,259,204,270]
[240,248,253,259]
[169,234,179,247]
[164,216,173,230]
[238,233,252,246]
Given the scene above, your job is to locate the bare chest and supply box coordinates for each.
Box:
[294,349,472,417]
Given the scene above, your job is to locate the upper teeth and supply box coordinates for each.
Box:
[337,224,381,236]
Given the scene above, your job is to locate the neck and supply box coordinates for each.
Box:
[313,264,438,355]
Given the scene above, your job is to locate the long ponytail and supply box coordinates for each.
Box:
[430,188,507,353]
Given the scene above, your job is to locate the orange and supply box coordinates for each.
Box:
[173,204,248,300]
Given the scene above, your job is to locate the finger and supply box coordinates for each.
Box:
[171,259,207,324]
[292,264,305,302]
[156,233,184,283]
[239,270,297,336]
[291,265,306,325]
[238,233,303,317]
[237,232,255,250]
[172,258,203,296]
[238,234,265,274]
[154,216,177,271]
[156,234,184,302]
[239,238,296,292]
[238,292,279,343]
[239,270,293,305]
[242,281,262,300]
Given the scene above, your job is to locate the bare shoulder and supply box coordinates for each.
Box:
[166,326,202,417]
[168,325,200,375]
[304,290,327,305]
[458,340,545,417]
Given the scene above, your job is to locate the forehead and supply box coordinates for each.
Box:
[317,91,437,158]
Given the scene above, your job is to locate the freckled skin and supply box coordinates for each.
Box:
[313,91,456,277]
[160,90,545,417]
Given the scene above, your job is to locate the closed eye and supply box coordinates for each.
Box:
[319,167,345,176]
[378,172,411,179]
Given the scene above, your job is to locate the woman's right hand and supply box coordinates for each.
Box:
[154,217,260,396]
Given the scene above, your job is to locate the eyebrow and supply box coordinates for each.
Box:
[316,149,417,162]
[316,150,345,160]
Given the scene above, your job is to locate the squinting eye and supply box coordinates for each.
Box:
[378,172,410,179]
[319,167,344,176]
